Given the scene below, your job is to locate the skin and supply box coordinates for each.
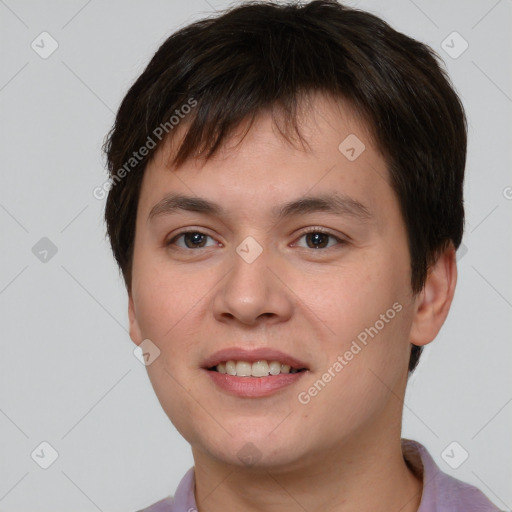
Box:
[128,94,457,512]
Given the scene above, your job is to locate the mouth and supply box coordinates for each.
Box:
[201,347,309,398]
[201,347,310,376]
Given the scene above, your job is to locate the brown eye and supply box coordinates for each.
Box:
[168,231,215,249]
[295,230,343,250]
[305,232,330,249]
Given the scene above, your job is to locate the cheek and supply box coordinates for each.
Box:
[295,308,412,436]
[299,253,412,372]
[133,278,173,340]
[145,363,204,445]
[132,258,202,339]
[303,259,399,330]
[131,260,217,376]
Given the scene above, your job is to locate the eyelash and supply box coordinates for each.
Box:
[166,227,346,251]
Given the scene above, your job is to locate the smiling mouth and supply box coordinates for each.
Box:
[207,360,308,377]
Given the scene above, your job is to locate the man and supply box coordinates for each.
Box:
[102,1,500,510]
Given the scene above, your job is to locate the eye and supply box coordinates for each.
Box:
[294,228,345,250]
[167,231,217,249]
[166,228,345,251]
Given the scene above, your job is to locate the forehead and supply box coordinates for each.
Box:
[138,93,393,222]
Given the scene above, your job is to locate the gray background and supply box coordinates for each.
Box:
[0,0,511,510]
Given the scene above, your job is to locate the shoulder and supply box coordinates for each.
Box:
[135,496,174,512]
[134,467,196,512]
[401,439,502,512]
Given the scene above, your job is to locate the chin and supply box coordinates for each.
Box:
[190,421,313,471]
[206,442,307,472]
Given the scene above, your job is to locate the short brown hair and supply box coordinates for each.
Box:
[103,0,467,373]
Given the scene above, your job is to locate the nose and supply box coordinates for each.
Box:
[212,242,294,326]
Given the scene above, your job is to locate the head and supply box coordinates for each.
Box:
[103,0,466,468]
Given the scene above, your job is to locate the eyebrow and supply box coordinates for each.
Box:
[147,192,372,223]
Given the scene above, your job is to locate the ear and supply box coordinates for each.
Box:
[410,243,457,347]
[128,292,143,346]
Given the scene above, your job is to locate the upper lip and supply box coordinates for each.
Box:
[202,347,309,370]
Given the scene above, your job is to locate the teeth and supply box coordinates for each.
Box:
[215,360,303,377]
[251,360,269,377]
[269,361,281,375]
[226,361,236,376]
[236,361,252,377]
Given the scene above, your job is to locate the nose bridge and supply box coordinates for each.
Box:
[213,236,292,324]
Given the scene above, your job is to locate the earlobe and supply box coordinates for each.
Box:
[410,244,458,347]
[128,292,143,346]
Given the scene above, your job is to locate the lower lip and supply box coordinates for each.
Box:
[204,369,307,398]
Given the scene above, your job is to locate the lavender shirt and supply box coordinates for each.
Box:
[136,439,501,511]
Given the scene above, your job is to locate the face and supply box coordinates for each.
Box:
[128,94,421,471]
